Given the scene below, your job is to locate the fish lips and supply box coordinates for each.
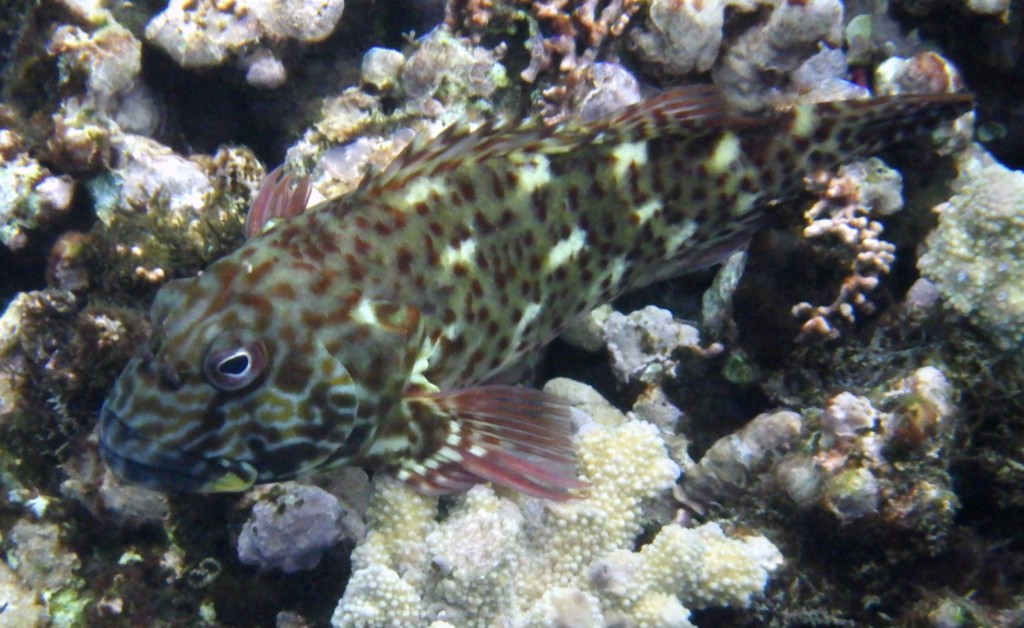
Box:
[98,403,257,493]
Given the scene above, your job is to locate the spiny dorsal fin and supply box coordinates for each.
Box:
[399,386,587,501]
[363,85,743,199]
[245,165,313,238]
[604,84,742,137]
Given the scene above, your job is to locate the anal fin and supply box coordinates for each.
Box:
[399,386,587,501]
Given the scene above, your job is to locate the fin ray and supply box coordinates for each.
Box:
[401,386,586,500]
[245,166,313,238]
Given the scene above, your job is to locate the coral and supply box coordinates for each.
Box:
[332,564,424,627]
[237,484,365,573]
[596,521,784,609]
[242,49,289,90]
[82,142,262,289]
[542,377,629,428]
[0,0,1008,623]
[0,149,75,250]
[446,0,641,119]
[602,305,704,385]
[790,47,870,102]
[400,26,509,109]
[45,22,144,119]
[875,52,965,99]
[822,466,880,522]
[874,52,974,154]
[5,520,82,592]
[0,290,147,434]
[680,360,959,547]
[145,0,346,86]
[918,145,1024,350]
[360,47,406,91]
[60,439,171,527]
[701,250,747,341]
[570,61,641,123]
[559,303,613,353]
[288,27,510,198]
[512,0,642,83]
[802,368,957,537]
[3,519,91,626]
[48,98,117,174]
[712,0,845,109]
[37,14,161,155]
[332,383,783,626]
[791,159,903,340]
[629,0,732,76]
[0,560,47,626]
[842,6,940,69]
[676,410,804,513]
[422,486,523,625]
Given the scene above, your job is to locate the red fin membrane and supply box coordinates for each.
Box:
[607,84,737,137]
[400,386,587,501]
[245,165,313,238]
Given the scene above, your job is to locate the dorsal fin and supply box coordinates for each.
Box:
[604,84,741,137]
[363,85,742,199]
[245,166,313,238]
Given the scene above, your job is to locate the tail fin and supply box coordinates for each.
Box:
[752,93,974,194]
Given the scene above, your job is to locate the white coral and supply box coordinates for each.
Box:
[332,385,784,626]
[918,146,1024,350]
[331,564,423,627]
[145,0,345,74]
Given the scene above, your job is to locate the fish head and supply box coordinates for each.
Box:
[99,269,361,493]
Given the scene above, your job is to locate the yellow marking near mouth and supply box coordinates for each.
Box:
[200,469,256,493]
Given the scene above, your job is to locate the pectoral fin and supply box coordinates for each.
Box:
[400,386,587,501]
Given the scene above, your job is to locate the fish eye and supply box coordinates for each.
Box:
[203,330,268,391]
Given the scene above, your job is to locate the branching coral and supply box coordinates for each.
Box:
[445,0,641,121]
[791,159,903,340]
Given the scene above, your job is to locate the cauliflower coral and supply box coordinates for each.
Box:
[331,384,784,627]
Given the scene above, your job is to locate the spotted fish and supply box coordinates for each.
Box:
[98,86,972,500]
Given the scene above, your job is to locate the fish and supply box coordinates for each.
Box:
[98,86,973,500]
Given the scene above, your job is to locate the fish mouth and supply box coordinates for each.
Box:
[98,403,257,493]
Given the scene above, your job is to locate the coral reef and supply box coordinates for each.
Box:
[0,146,75,250]
[146,0,347,87]
[288,26,510,198]
[0,0,1022,625]
[332,383,783,627]
[46,20,156,135]
[603,305,705,385]
[680,365,959,542]
[791,158,903,339]
[629,0,732,76]
[712,0,846,109]
[918,145,1024,350]
[675,409,803,514]
[237,484,365,573]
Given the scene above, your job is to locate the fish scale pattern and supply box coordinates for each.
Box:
[98,86,972,500]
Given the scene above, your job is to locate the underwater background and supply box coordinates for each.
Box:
[1,0,1024,625]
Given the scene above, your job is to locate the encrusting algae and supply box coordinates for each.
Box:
[97,85,972,500]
